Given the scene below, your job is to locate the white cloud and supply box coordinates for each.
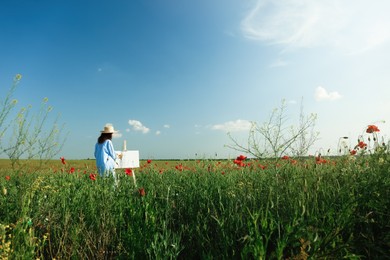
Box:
[128,120,150,134]
[315,86,342,101]
[155,130,161,135]
[211,119,252,132]
[113,132,122,138]
[241,0,390,54]
[163,124,170,128]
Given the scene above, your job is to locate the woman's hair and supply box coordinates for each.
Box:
[98,133,113,144]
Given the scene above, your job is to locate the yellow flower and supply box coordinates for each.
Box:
[15,74,22,80]
[2,187,6,196]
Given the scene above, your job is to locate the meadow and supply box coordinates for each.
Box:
[0,154,389,259]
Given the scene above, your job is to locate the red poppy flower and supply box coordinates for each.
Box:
[125,168,133,176]
[236,155,247,161]
[147,159,152,164]
[175,164,184,171]
[357,141,367,149]
[350,150,357,155]
[60,157,66,164]
[366,125,380,133]
[281,155,290,160]
[315,158,327,164]
[233,159,239,165]
[236,160,245,167]
[89,173,97,181]
[138,188,146,197]
[5,176,10,181]
[69,167,75,174]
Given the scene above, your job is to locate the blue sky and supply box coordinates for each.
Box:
[1,0,390,159]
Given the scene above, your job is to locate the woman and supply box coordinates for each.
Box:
[94,124,120,182]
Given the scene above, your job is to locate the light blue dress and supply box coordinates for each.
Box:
[94,140,117,177]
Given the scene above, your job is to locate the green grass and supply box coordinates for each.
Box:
[1,155,390,259]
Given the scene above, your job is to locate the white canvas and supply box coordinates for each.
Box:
[115,150,140,168]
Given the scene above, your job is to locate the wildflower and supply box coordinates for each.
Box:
[281,155,290,160]
[5,176,10,181]
[233,155,248,167]
[175,164,184,171]
[147,159,152,164]
[2,187,7,196]
[357,141,367,149]
[138,187,146,197]
[315,156,327,164]
[350,149,357,155]
[69,167,75,174]
[233,159,245,167]
[366,125,380,133]
[125,168,133,176]
[89,173,97,181]
[315,155,321,163]
[15,74,22,81]
[290,159,298,164]
[60,157,66,164]
[236,155,247,161]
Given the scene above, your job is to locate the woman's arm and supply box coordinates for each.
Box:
[107,140,117,161]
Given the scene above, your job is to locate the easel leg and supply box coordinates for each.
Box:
[132,170,137,187]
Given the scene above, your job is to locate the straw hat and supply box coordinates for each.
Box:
[100,124,116,134]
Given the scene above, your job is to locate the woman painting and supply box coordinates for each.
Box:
[94,124,120,183]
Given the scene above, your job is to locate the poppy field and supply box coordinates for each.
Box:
[1,150,390,259]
